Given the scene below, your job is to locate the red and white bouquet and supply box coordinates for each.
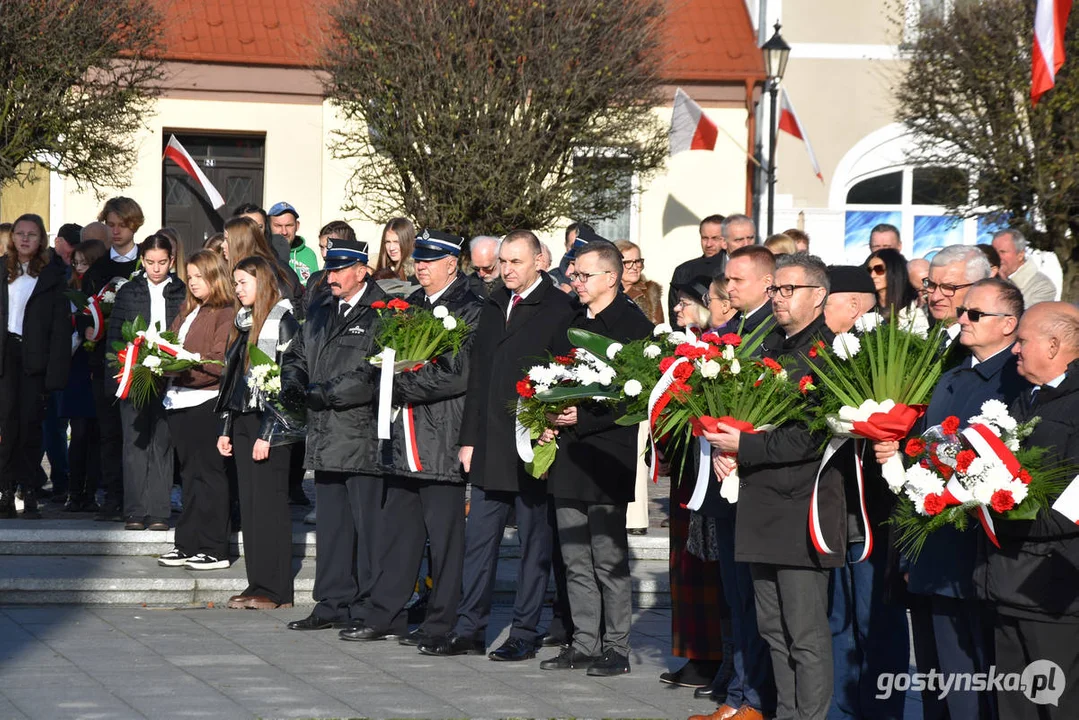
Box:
[890,399,1072,559]
[108,316,222,409]
[66,276,133,351]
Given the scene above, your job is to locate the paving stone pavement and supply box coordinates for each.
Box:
[0,604,716,720]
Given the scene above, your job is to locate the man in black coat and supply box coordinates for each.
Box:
[705,254,844,720]
[667,214,729,327]
[537,241,652,676]
[281,238,389,631]
[338,231,483,647]
[725,245,774,337]
[419,230,576,661]
[975,302,1079,719]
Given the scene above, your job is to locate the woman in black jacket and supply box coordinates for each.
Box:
[108,235,186,531]
[216,256,298,610]
[0,213,72,518]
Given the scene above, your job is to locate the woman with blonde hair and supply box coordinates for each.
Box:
[222,216,303,314]
[374,217,416,282]
[158,250,238,570]
[615,239,664,324]
[764,233,797,256]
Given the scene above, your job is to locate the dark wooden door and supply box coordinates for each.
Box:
[162,133,265,256]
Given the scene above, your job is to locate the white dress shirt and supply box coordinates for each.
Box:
[6,265,37,336]
[147,276,172,332]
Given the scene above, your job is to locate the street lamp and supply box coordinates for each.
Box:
[762,21,790,236]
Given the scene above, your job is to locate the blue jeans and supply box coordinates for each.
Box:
[828,541,910,720]
[40,390,69,493]
[716,508,775,714]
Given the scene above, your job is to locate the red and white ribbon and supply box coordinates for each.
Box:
[376,347,395,439]
[645,356,690,483]
[402,404,423,472]
[84,295,104,342]
[114,337,144,400]
[809,437,872,562]
[945,422,1022,548]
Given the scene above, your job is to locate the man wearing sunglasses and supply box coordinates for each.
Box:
[874,277,1027,719]
[923,245,992,361]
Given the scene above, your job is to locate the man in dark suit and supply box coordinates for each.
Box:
[725,245,774,336]
[668,214,728,327]
[876,277,1027,719]
[419,230,576,661]
[924,245,992,367]
[538,241,652,677]
[977,301,1079,719]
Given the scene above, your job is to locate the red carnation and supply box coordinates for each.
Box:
[905,438,927,457]
[516,379,535,398]
[761,357,783,373]
[923,493,946,516]
[799,375,815,395]
[387,298,410,311]
[1017,469,1032,485]
[371,300,387,309]
[955,449,977,474]
[808,345,818,358]
[720,333,742,347]
[659,356,677,374]
[941,416,960,436]
[674,362,694,382]
[554,355,575,366]
[700,332,721,345]
[670,380,693,399]
[990,489,1016,513]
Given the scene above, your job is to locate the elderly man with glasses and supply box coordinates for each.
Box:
[923,245,992,364]
[874,277,1027,719]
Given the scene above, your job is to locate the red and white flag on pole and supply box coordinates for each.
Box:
[163,135,226,209]
[778,88,823,183]
[1032,0,1073,104]
[670,88,718,155]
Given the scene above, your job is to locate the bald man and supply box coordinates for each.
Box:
[80,222,108,244]
[977,302,1079,719]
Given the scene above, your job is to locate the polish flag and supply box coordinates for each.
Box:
[778,88,824,183]
[1032,0,1072,104]
[163,135,226,209]
[670,88,718,155]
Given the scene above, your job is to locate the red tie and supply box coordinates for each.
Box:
[511,294,522,309]
[507,293,522,323]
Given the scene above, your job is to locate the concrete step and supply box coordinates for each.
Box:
[0,554,671,608]
[0,519,670,560]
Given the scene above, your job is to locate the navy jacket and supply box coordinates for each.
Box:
[907,345,1028,599]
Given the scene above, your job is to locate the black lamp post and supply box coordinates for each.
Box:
[762,21,790,236]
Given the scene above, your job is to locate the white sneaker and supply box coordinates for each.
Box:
[158,548,191,567]
[304,509,316,525]
[184,553,230,570]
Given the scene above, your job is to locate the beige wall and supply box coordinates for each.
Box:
[782,0,896,45]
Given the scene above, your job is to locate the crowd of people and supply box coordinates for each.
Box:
[1,198,1076,719]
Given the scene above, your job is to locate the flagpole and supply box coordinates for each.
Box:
[767,80,778,236]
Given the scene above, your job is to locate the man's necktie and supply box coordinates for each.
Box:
[507,293,522,323]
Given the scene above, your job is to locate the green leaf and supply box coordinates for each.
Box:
[566,327,619,360]
[524,437,558,478]
[616,412,647,426]
[247,343,276,367]
[534,383,620,402]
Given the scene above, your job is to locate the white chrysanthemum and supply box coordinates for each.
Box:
[972,461,1013,504]
[625,379,643,397]
[598,367,616,386]
[266,376,281,394]
[700,359,722,379]
[653,323,673,337]
[102,291,116,304]
[854,311,883,333]
[832,333,861,359]
[904,465,945,497]
[1009,479,1029,505]
[980,399,1009,421]
[666,331,690,345]
[1005,436,1020,452]
[643,344,661,359]
[730,358,741,375]
[442,316,458,330]
[606,343,623,360]
[528,364,566,387]
[777,369,788,381]
[142,355,161,369]
[433,305,449,319]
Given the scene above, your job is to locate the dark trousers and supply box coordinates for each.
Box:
[365,476,465,636]
[39,390,68,493]
[233,413,293,604]
[716,511,775,714]
[547,500,575,640]
[828,541,910,720]
[454,483,552,642]
[555,499,631,656]
[119,400,173,522]
[91,369,124,509]
[996,614,1079,719]
[312,470,383,622]
[170,401,231,560]
[751,563,833,720]
[288,440,306,496]
[66,418,101,501]
[0,341,46,494]
[911,594,995,720]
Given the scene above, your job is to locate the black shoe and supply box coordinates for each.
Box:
[540,645,599,670]
[628,527,648,536]
[536,631,568,648]
[0,491,16,519]
[694,684,720,700]
[398,627,431,647]
[339,624,397,642]
[95,504,123,522]
[417,632,486,657]
[587,649,630,676]
[488,637,536,662]
[288,487,311,506]
[659,659,721,688]
[21,490,41,519]
[287,614,340,631]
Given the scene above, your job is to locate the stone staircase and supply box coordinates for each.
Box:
[0,518,671,608]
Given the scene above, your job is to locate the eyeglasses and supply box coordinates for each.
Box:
[622,258,644,269]
[923,278,974,297]
[474,263,498,274]
[766,284,822,298]
[957,306,1013,322]
[867,264,886,276]
[568,270,612,283]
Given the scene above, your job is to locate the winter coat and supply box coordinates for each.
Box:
[667,253,726,327]
[0,256,72,390]
[908,346,1028,599]
[459,272,577,493]
[168,305,236,390]
[214,306,299,440]
[625,279,664,325]
[976,359,1079,620]
[734,313,847,569]
[302,270,333,317]
[548,294,653,504]
[281,280,389,473]
[380,275,484,483]
[60,346,96,419]
[106,274,186,396]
